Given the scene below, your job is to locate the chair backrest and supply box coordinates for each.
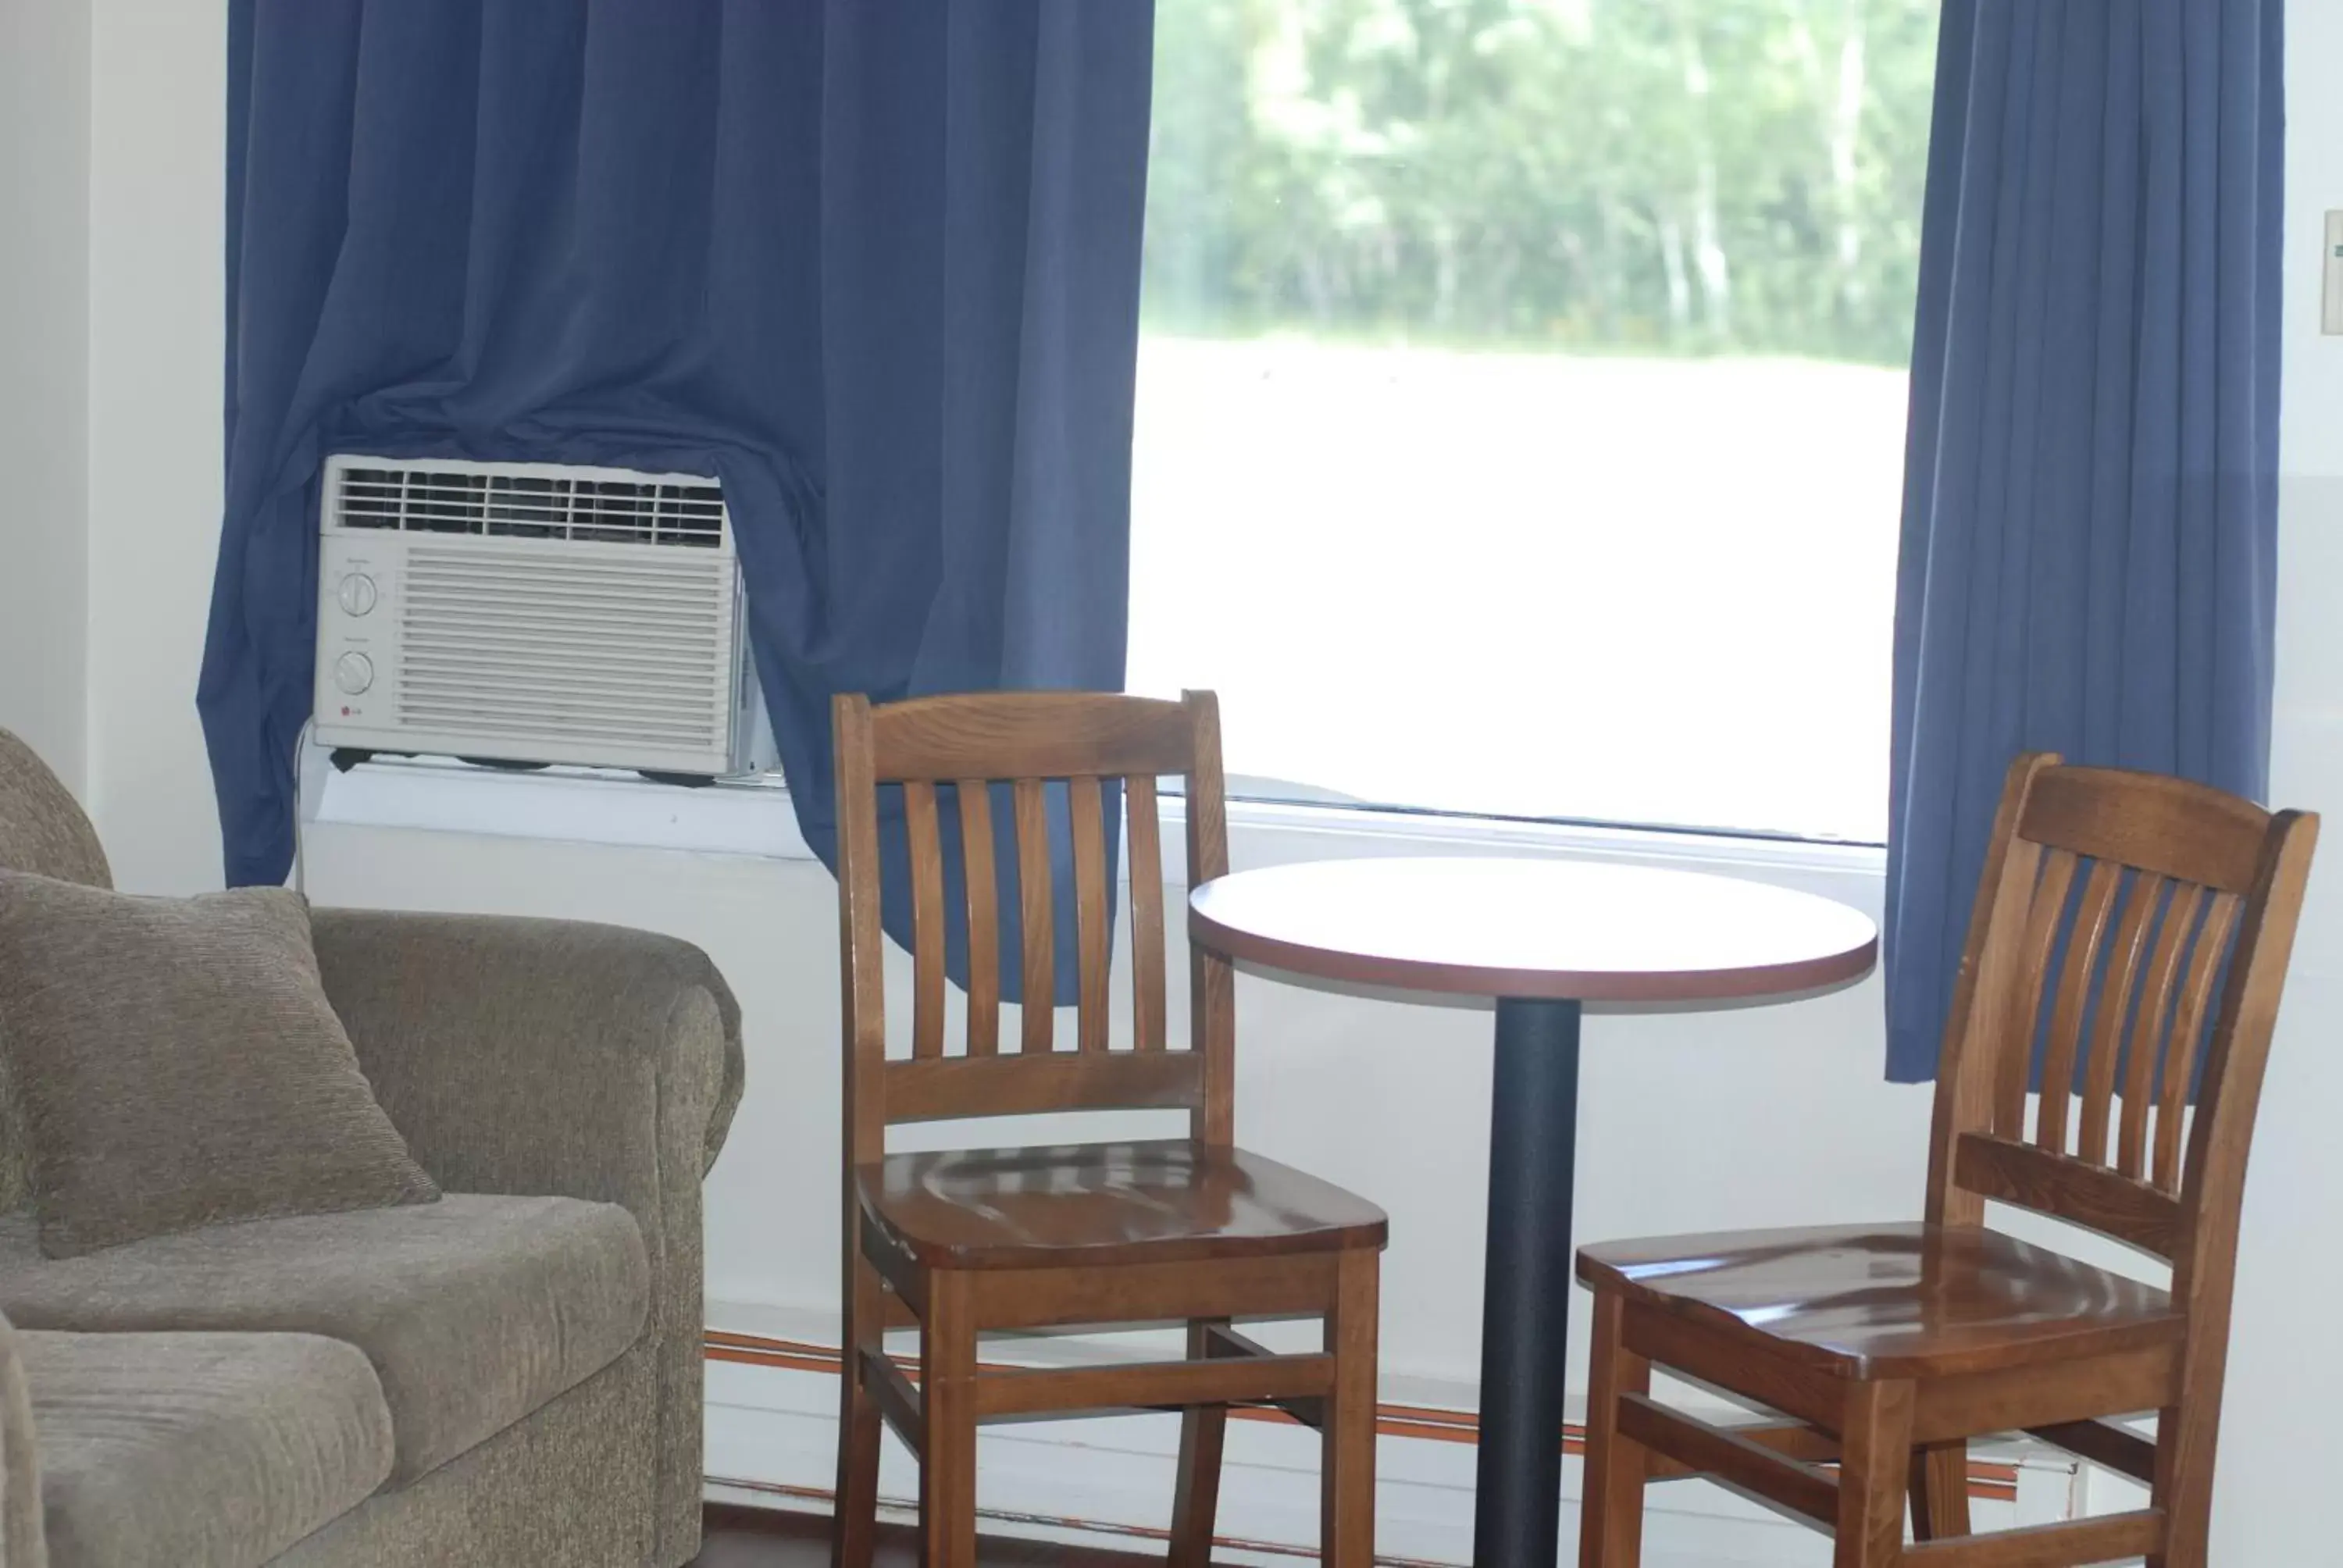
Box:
[0,727,112,1215]
[1924,754,2316,1303]
[833,690,1232,1166]
[0,729,112,890]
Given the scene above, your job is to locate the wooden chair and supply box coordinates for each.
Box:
[829,690,1388,1568]
[1575,754,2318,1568]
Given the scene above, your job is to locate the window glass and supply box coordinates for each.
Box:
[1131,0,1942,841]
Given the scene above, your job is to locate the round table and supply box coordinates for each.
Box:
[1186,856,1878,1568]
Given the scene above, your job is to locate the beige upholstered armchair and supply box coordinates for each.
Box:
[0,729,742,1567]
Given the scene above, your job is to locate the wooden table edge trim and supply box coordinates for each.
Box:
[1186,901,1878,1004]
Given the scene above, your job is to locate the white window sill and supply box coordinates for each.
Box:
[301,748,1887,886]
[302,751,812,861]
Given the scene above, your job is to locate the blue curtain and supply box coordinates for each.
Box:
[207,1,1152,1000]
[1885,0,2284,1081]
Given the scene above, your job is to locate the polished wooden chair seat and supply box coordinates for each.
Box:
[1575,756,2317,1567]
[1579,1221,2181,1378]
[861,1138,1388,1270]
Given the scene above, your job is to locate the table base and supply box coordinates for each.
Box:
[1474,996,1582,1568]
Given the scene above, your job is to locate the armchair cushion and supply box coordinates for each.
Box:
[0,1193,647,1487]
[21,1330,394,1568]
[0,873,438,1258]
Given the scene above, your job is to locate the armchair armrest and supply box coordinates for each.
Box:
[308,909,743,1566]
[309,910,742,1200]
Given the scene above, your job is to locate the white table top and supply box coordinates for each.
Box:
[1187,855,1879,1003]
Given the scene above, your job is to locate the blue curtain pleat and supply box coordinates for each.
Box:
[208,1,1153,1006]
[1884,0,2282,1082]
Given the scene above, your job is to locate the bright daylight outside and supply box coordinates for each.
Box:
[1128,0,1941,842]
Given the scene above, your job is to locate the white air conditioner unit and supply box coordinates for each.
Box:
[312,455,776,779]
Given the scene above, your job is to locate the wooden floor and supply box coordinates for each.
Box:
[692,1505,1165,1568]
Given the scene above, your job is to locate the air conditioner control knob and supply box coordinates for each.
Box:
[336,572,378,616]
[333,652,374,696]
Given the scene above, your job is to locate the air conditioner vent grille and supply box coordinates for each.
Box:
[336,466,725,548]
[393,546,733,754]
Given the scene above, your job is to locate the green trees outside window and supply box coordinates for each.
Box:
[1146,0,1939,365]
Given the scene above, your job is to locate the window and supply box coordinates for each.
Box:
[1129,0,1941,843]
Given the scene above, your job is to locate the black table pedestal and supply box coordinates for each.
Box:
[1473,996,1583,1568]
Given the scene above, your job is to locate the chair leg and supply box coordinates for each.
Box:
[2146,1402,2212,1568]
[1835,1381,1914,1568]
[1579,1292,1649,1568]
[1169,1321,1229,1568]
[1907,1440,1970,1541]
[833,1252,886,1568]
[920,1272,979,1568]
[1321,1249,1380,1568]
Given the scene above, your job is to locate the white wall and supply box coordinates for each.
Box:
[2215,3,2343,1559]
[0,0,91,789]
[16,0,2343,1556]
[82,0,226,893]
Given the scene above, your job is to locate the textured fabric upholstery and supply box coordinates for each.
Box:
[0,731,111,1221]
[308,911,743,1177]
[0,1194,647,1487]
[21,1331,393,1568]
[0,729,740,1566]
[310,910,739,1563]
[0,874,440,1257]
[269,1345,654,1568]
[0,1314,47,1568]
[0,735,108,892]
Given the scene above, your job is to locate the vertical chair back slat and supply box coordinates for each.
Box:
[833,691,1228,1152]
[2153,893,2241,1192]
[958,779,1001,1057]
[2033,858,2123,1156]
[1994,848,2079,1139]
[1070,775,1111,1053]
[1184,693,1235,1146]
[2077,872,2163,1165]
[906,781,947,1060]
[1125,774,1168,1052]
[1014,778,1055,1054]
[2116,881,2202,1178]
[834,697,889,1166]
[1924,754,2053,1231]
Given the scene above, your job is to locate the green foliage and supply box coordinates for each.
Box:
[1143,0,1941,365]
